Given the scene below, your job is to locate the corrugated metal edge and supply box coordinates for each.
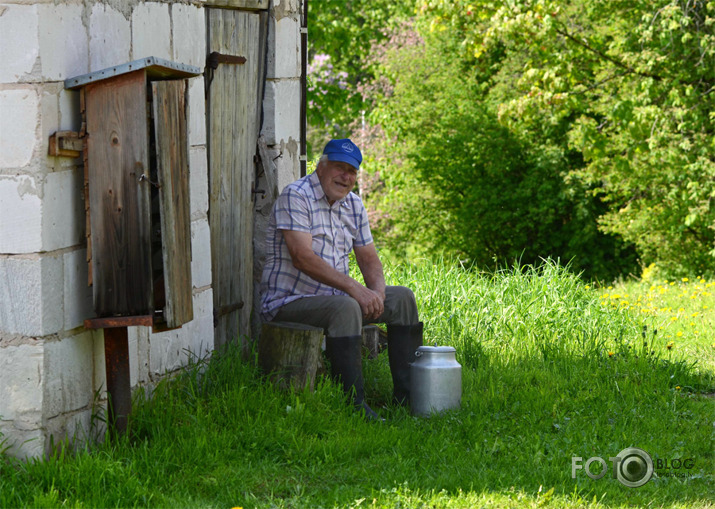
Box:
[65,57,202,90]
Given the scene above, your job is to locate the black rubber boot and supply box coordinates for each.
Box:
[386,322,424,405]
[325,335,382,421]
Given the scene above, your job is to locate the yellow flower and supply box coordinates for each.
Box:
[677,331,683,337]
[608,351,615,357]
[676,386,681,390]
[666,342,674,350]
[682,277,689,282]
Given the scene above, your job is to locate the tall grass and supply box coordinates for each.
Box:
[1,259,712,508]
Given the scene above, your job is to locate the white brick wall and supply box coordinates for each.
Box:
[267,15,301,79]
[191,218,212,289]
[89,3,131,72]
[132,2,172,61]
[43,332,94,418]
[189,146,209,220]
[189,78,207,146]
[38,3,89,81]
[0,87,40,169]
[0,175,43,253]
[0,170,83,255]
[0,253,63,336]
[63,248,94,330]
[0,343,44,422]
[172,4,206,68]
[43,169,84,251]
[0,4,39,83]
[262,79,301,145]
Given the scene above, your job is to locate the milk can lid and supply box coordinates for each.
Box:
[416,345,456,353]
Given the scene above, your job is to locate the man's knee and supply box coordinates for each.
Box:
[327,295,362,337]
[385,286,419,325]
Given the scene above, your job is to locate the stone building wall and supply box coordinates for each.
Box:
[0,0,302,459]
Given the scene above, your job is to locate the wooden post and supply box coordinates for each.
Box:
[361,325,382,359]
[258,322,323,391]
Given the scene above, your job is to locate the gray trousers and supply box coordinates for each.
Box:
[272,286,419,337]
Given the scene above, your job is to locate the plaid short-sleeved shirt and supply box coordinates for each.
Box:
[260,172,374,321]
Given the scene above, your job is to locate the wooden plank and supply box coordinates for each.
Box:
[204,0,269,9]
[152,79,194,328]
[207,8,264,348]
[84,315,153,329]
[85,70,153,317]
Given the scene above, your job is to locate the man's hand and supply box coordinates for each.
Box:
[349,283,385,322]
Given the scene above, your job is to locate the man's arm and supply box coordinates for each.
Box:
[353,242,386,300]
[282,229,384,320]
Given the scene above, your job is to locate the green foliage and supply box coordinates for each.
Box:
[360,17,637,280]
[2,260,713,507]
[307,0,417,155]
[424,0,715,277]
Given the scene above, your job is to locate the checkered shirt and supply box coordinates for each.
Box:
[260,172,374,321]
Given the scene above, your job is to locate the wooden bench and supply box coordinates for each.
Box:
[258,321,385,391]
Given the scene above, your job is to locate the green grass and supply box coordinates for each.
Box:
[1,259,713,508]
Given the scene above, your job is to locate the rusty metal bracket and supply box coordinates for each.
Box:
[205,52,247,90]
[49,131,83,157]
[207,51,247,69]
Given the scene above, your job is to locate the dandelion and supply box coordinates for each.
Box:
[608,351,615,357]
[677,331,683,337]
[666,342,674,350]
[682,277,689,282]
[676,386,682,390]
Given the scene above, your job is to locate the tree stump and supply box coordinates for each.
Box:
[258,321,323,391]
[361,325,381,359]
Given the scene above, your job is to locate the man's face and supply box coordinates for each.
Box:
[316,160,358,204]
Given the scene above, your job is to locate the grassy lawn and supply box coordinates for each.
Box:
[1,260,713,508]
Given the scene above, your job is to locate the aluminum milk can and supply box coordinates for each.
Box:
[410,345,462,416]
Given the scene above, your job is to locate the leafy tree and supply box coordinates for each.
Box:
[359,18,637,279]
[425,0,715,277]
[307,0,416,155]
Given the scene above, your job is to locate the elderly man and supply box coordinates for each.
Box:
[260,138,423,419]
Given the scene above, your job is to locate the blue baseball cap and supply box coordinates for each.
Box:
[323,138,362,170]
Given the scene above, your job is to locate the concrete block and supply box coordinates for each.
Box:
[190,218,212,289]
[171,4,206,68]
[189,146,208,220]
[0,426,44,460]
[0,175,43,254]
[188,288,213,358]
[43,332,94,418]
[188,78,206,147]
[38,3,88,81]
[0,88,40,170]
[59,89,81,132]
[0,253,63,336]
[89,3,131,72]
[0,4,40,83]
[149,325,189,376]
[0,342,44,421]
[63,249,93,330]
[261,79,300,145]
[45,408,93,454]
[274,138,301,190]
[92,329,106,396]
[131,2,171,61]
[266,15,300,79]
[43,169,84,252]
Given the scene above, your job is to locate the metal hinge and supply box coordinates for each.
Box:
[205,51,247,89]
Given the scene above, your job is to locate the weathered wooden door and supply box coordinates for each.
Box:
[206,7,267,348]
